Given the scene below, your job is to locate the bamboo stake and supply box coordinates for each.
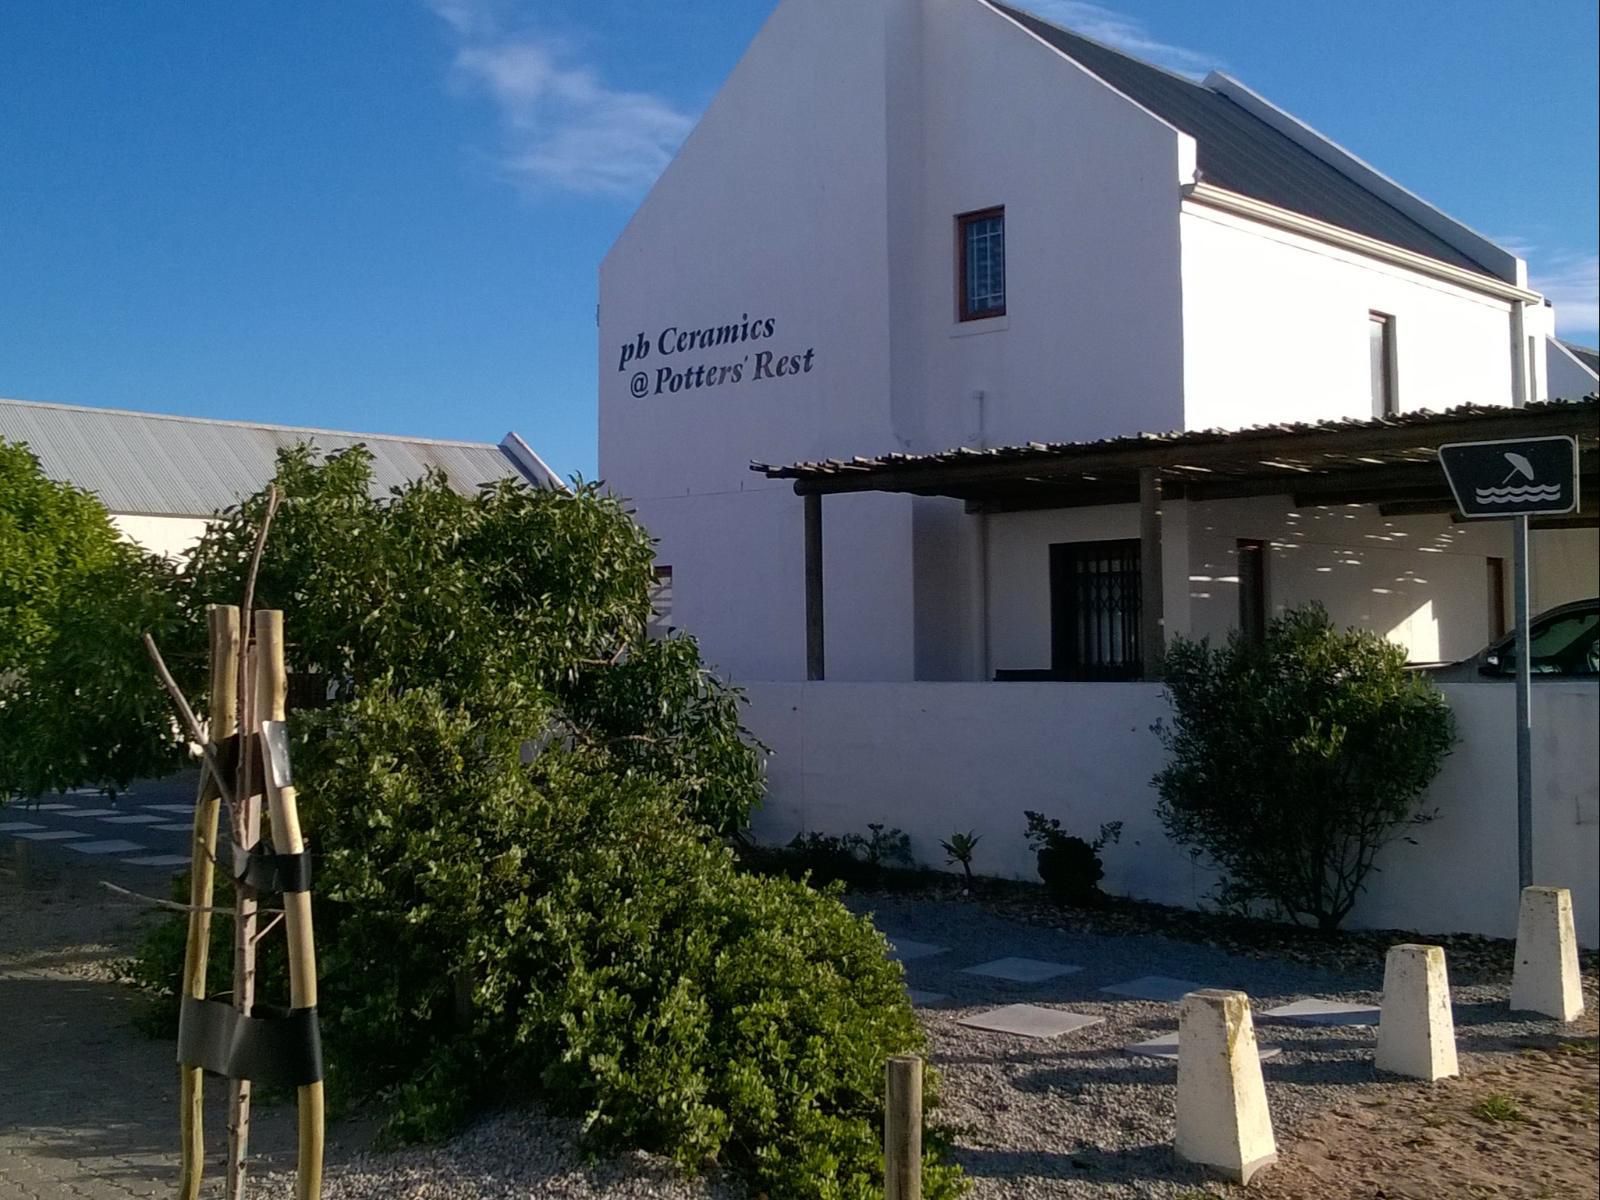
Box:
[227,489,276,1200]
[179,605,239,1200]
[256,609,324,1199]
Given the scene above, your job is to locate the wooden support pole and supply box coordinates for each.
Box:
[805,491,825,681]
[178,605,239,1200]
[227,631,261,1200]
[1139,467,1165,681]
[256,610,324,1199]
[885,1055,922,1200]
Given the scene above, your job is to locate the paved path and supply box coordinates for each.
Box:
[0,773,201,877]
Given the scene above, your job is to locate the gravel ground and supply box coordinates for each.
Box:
[250,1110,741,1200]
[855,894,1594,1198]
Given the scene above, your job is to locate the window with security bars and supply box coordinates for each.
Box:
[958,207,1005,321]
[1050,540,1142,680]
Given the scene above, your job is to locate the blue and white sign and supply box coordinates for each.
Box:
[1438,435,1580,519]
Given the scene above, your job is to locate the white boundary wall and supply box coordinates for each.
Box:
[743,681,1599,945]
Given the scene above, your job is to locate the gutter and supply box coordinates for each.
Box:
[1182,182,1542,305]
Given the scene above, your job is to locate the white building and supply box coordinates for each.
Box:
[0,397,561,560]
[601,0,1595,683]
[600,0,1599,943]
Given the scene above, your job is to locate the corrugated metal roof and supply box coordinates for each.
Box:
[754,396,1600,482]
[991,3,1494,276]
[0,397,541,516]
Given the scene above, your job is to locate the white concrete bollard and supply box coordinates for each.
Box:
[1509,886,1584,1021]
[1375,944,1458,1081]
[1175,989,1277,1185]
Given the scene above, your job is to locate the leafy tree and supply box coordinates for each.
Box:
[0,439,181,801]
[131,446,963,1197]
[1154,605,1455,930]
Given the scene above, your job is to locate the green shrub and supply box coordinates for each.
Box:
[1154,604,1455,931]
[1,439,182,801]
[1023,811,1121,906]
[132,688,964,1199]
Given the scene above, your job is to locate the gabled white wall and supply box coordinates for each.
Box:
[1548,336,1599,400]
[1180,204,1518,430]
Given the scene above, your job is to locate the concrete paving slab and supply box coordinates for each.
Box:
[1099,975,1207,1002]
[142,804,196,815]
[962,956,1082,983]
[1125,1032,1282,1061]
[958,1004,1103,1039]
[0,822,46,833]
[13,830,89,841]
[154,823,196,832]
[99,814,166,825]
[887,937,948,961]
[1263,998,1381,1027]
[31,803,75,811]
[65,840,147,855]
[61,809,117,818]
[908,990,951,1007]
[121,855,193,868]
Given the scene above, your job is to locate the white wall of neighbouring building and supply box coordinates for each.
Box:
[743,680,1600,945]
[108,513,211,563]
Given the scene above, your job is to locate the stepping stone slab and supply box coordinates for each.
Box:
[1263,999,1381,1027]
[887,937,948,962]
[100,814,166,825]
[962,957,1082,983]
[66,840,147,855]
[155,823,197,832]
[908,990,950,1007]
[122,854,194,868]
[0,822,46,833]
[1125,1032,1281,1062]
[144,804,197,815]
[1100,975,1207,1002]
[14,830,89,841]
[958,1004,1103,1039]
[63,809,117,818]
[32,804,75,812]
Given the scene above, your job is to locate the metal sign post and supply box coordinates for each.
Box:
[1438,434,1580,893]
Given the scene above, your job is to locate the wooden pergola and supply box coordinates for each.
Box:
[755,398,1599,682]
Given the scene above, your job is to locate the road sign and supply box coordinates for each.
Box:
[1434,433,1581,896]
[1438,435,1580,518]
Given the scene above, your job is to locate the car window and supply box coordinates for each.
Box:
[1488,612,1600,676]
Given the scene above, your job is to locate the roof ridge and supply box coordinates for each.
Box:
[986,2,1213,90]
[0,395,503,451]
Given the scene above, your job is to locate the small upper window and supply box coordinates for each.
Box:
[1369,312,1397,417]
[958,207,1006,321]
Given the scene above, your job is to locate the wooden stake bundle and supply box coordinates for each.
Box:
[163,603,322,1198]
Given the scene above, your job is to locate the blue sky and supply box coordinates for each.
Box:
[2,1,1595,481]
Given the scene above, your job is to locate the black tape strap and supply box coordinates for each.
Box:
[177,996,323,1088]
[232,840,312,893]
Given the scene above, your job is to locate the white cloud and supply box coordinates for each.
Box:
[1532,250,1599,341]
[1016,1,1218,77]
[425,0,694,197]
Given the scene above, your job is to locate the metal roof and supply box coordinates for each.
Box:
[1562,341,1600,377]
[754,398,1600,502]
[991,3,1494,276]
[0,397,548,516]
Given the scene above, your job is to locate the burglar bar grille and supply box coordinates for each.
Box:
[1050,540,1142,681]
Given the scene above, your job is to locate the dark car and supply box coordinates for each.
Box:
[1416,598,1599,681]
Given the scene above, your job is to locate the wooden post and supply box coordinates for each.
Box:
[885,1055,922,1200]
[227,627,261,1200]
[1139,467,1165,680]
[179,605,239,1200]
[804,491,825,681]
[256,611,324,1199]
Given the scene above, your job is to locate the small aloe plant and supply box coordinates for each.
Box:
[939,830,982,892]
